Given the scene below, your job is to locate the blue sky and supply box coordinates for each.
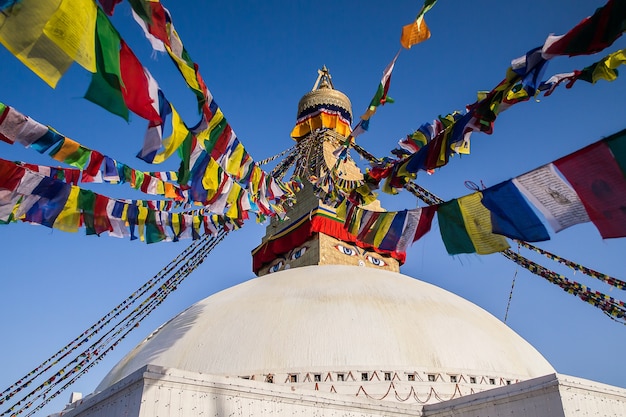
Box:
[1,1,625,415]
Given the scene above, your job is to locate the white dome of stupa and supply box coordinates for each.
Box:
[97,265,554,394]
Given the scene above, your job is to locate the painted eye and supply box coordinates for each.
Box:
[291,247,307,260]
[268,261,284,273]
[336,244,356,256]
[366,255,387,267]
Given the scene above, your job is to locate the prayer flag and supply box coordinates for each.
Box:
[85,8,129,121]
[577,48,626,84]
[0,188,20,222]
[512,164,589,233]
[400,16,430,49]
[53,185,81,232]
[481,180,550,242]
[542,0,626,59]
[0,106,48,146]
[400,0,437,49]
[30,128,64,154]
[119,40,162,124]
[147,104,190,164]
[361,52,400,120]
[43,0,97,73]
[0,0,73,87]
[25,177,72,227]
[438,194,509,255]
[0,159,25,191]
[554,141,626,238]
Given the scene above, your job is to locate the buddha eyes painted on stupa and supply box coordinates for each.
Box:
[265,244,311,274]
[333,243,388,267]
[290,246,307,260]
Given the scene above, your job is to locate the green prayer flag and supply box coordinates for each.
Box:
[64,146,91,169]
[176,131,194,185]
[204,117,228,153]
[85,8,129,121]
[78,189,97,235]
[132,170,145,190]
[437,200,475,255]
[145,210,166,244]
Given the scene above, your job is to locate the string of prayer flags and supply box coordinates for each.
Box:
[361,52,400,121]
[480,180,550,242]
[438,193,510,256]
[0,102,190,201]
[512,164,590,233]
[0,158,243,241]
[128,0,206,110]
[503,250,626,320]
[367,0,626,195]
[542,0,626,59]
[343,202,436,253]
[553,140,626,239]
[538,48,626,95]
[516,240,626,290]
[400,0,437,49]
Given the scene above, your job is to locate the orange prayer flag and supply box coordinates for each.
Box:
[400,16,431,49]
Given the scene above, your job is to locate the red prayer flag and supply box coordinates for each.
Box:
[82,150,104,182]
[146,2,170,47]
[0,159,25,190]
[543,0,626,58]
[413,205,437,242]
[119,41,162,124]
[554,141,626,238]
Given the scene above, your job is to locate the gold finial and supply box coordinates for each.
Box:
[312,65,334,90]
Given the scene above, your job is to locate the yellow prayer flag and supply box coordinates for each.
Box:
[51,138,80,162]
[249,165,263,197]
[225,182,243,219]
[43,0,97,73]
[137,206,149,242]
[457,193,509,255]
[202,158,222,200]
[165,43,201,92]
[52,185,81,232]
[155,181,165,195]
[400,16,431,49]
[225,143,245,177]
[153,105,190,164]
[372,212,394,248]
[0,0,73,87]
[207,108,225,134]
[591,49,626,83]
